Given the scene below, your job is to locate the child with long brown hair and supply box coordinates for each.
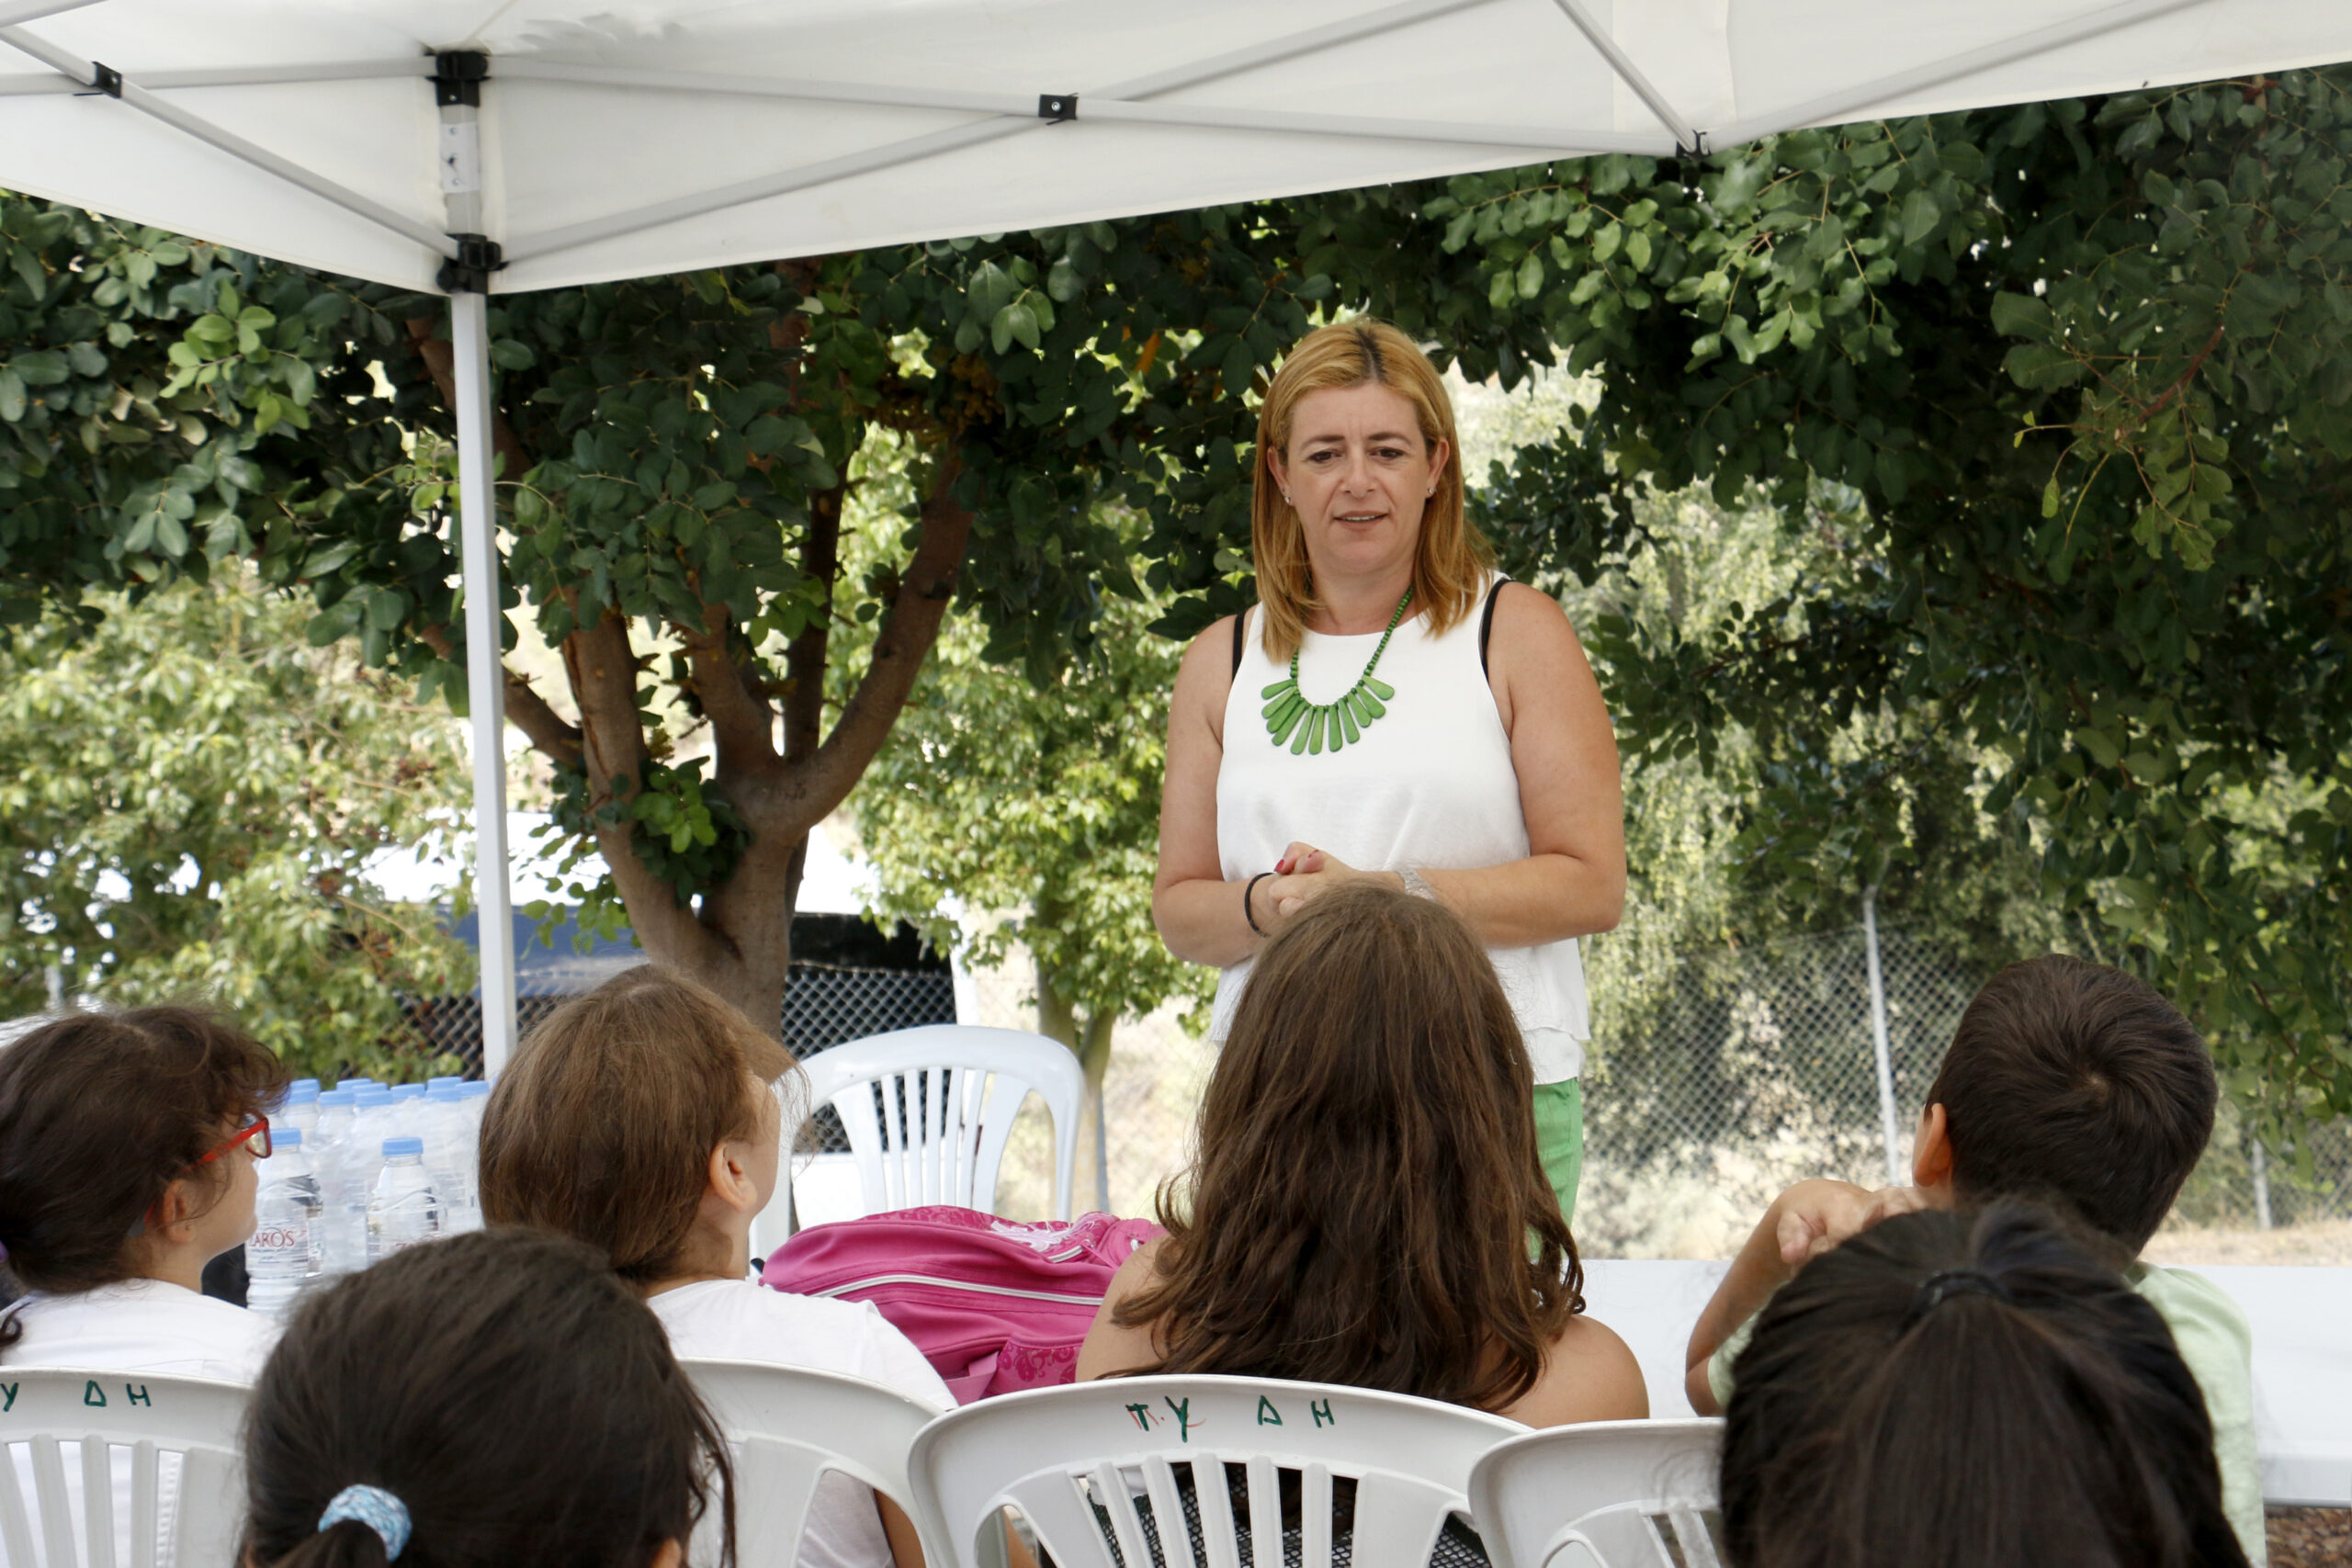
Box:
[1080,881,1645,1424]
[478,964,950,1568]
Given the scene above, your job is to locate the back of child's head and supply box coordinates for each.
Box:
[243,1225,731,1568]
[1719,1202,2244,1568]
[1928,954,2213,1251]
[477,964,797,1280]
[0,1006,286,1300]
[1128,881,1577,1410]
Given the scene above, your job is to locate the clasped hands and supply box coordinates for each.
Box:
[1246,841,1399,937]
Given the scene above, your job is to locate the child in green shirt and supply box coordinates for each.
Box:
[1684,954,2265,1566]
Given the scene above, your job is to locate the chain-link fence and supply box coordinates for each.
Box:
[977,926,2352,1261]
[395,961,956,1159]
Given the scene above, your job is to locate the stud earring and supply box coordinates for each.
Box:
[1283,492,1293,505]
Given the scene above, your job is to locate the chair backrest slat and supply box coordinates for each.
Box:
[30,1434,78,1567]
[911,1376,1525,1568]
[678,1357,946,1568]
[0,1438,40,1568]
[127,1438,161,1568]
[81,1430,118,1568]
[1467,1420,1724,1568]
[1244,1453,1283,1568]
[1139,1455,1197,1568]
[0,1369,253,1568]
[1192,1454,1242,1568]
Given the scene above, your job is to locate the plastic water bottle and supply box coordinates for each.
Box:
[245,1127,321,1319]
[367,1137,442,1262]
[420,1083,472,1231]
[323,1088,397,1273]
[284,1078,321,1142]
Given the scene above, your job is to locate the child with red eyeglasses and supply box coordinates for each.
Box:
[0,1005,288,1381]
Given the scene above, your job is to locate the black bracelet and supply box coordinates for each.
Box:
[1243,871,1274,936]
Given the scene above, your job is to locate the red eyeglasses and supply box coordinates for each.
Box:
[194,1114,271,1165]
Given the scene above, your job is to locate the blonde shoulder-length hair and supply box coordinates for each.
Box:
[1250,319,1494,661]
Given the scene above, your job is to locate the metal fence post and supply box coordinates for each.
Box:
[2251,1136,2275,1230]
[1861,886,1905,1187]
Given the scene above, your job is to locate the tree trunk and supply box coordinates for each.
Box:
[1035,959,1115,1213]
[403,315,973,1035]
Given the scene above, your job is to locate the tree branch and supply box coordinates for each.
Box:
[562,607,720,964]
[761,454,973,837]
[782,484,845,763]
[404,317,534,483]
[682,603,781,788]
[414,621,582,771]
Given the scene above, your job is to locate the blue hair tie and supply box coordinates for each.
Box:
[318,1483,412,1560]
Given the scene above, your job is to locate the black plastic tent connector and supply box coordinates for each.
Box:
[437,233,504,295]
[1037,93,1078,122]
[90,62,122,98]
[433,51,490,107]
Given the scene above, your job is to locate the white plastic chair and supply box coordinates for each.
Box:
[769,1026,1084,1247]
[679,1359,945,1568]
[1467,1420,1724,1568]
[910,1374,1526,1568]
[0,1367,250,1568]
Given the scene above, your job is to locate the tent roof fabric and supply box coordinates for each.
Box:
[4,0,2348,294]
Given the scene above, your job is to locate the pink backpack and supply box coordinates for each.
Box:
[761,1206,1163,1404]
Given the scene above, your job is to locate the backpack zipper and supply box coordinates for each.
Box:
[810,1272,1104,1306]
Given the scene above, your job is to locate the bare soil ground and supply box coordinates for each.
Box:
[2271,1508,2352,1567]
[2143,1220,2352,1267]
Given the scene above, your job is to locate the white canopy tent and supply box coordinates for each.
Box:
[4,0,2347,1067]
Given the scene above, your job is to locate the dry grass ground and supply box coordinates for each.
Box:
[2271,1508,2352,1567]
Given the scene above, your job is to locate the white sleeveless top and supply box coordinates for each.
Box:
[1212,583,1589,1081]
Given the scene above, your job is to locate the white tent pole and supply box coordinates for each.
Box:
[438,64,516,1077]
[450,289,516,1077]
[1713,0,2220,147]
[506,0,1510,266]
[1543,0,1699,151]
[0,25,458,255]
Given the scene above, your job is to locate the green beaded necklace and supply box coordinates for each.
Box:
[1259,588,1412,756]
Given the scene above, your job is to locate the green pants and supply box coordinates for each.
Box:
[1532,1077,1584,1228]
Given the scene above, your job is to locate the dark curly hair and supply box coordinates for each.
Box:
[243,1226,735,1568]
[1721,1202,2246,1568]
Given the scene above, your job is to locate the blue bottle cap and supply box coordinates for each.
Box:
[389,1084,424,1101]
[336,1078,376,1091]
[289,1077,321,1095]
[318,1089,356,1109]
[382,1136,424,1158]
[354,1087,395,1107]
[275,1126,304,1149]
[286,1081,320,1104]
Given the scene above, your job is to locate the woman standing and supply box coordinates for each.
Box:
[1154,319,1624,1221]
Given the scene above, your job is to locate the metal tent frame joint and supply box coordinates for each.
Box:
[438,233,503,294]
[433,50,488,107]
[1037,93,1077,121]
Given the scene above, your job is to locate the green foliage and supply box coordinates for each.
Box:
[1435,75,2352,1129]
[0,575,474,1077]
[842,449,1207,1043]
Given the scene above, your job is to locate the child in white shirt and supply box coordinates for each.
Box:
[480,965,953,1568]
[0,1006,289,1562]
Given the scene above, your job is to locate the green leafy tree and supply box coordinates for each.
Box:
[0,574,473,1076]
[840,456,1207,1179]
[1420,71,2352,1132]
